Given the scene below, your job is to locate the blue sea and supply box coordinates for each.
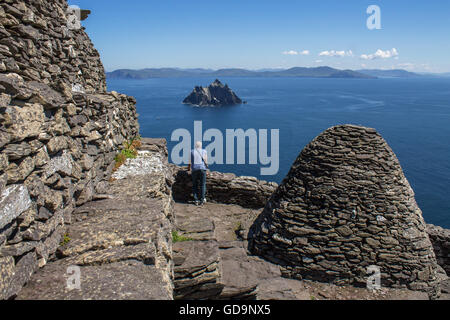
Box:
[107,77,450,228]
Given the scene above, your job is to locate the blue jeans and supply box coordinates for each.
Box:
[192,170,207,201]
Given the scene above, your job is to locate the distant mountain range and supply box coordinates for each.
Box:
[106,67,375,79]
[355,69,423,78]
[418,72,450,78]
[106,67,450,80]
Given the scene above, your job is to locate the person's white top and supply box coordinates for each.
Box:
[191,148,207,171]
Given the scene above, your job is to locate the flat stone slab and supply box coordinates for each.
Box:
[218,242,282,300]
[112,151,165,180]
[257,278,311,300]
[173,240,223,299]
[174,202,259,242]
[175,215,215,241]
[62,198,168,259]
[0,185,32,229]
[16,260,172,300]
[300,280,430,300]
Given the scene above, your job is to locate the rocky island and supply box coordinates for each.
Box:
[183,79,243,106]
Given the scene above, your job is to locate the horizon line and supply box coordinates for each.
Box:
[104,66,450,75]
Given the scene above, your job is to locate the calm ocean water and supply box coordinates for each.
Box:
[107,77,450,228]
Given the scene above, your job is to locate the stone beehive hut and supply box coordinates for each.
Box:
[249,125,440,297]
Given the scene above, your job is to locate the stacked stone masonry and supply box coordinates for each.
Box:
[427,224,450,276]
[171,164,278,209]
[249,125,442,298]
[0,0,138,299]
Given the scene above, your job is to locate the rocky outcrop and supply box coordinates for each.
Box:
[183,79,243,106]
[16,139,174,300]
[0,0,138,299]
[249,125,441,298]
[171,165,277,209]
[427,224,450,276]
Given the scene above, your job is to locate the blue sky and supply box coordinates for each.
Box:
[68,0,450,73]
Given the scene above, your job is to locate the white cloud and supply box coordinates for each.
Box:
[282,50,310,56]
[360,48,399,60]
[319,50,353,57]
[282,50,298,55]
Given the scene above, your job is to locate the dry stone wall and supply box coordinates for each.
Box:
[171,165,277,209]
[427,224,450,276]
[0,0,138,299]
[249,125,441,298]
[0,0,106,93]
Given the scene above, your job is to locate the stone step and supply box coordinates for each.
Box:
[173,240,223,300]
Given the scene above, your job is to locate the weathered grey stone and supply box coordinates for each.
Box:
[33,147,50,167]
[80,154,93,170]
[0,241,36,257]
[0,93,11,108]
[22,209,64,241]
[173,240,223,299]
[46,136,68,155]
[218,244,279,300]
[0,131,11,149]
[0,73,27,97]
[427,224,450,275]
[35,225,64,267]
[0,184,32,229]
[0,153,8,171]
[50,109,71,135]
[1,103,44,142]
[0,256,15,300]
[27,81,65,109]
[16,261,172,300]
[3,141,31,160]
[4,251,38,299]
[0,173,7,194]
[6,157,34,183]
[43,150,73,178]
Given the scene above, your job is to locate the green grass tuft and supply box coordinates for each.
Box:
[60,233,71,246]
[172,230,193,243]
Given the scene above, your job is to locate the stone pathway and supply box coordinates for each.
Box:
[173,201,436,300]
[15,139,174,300]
